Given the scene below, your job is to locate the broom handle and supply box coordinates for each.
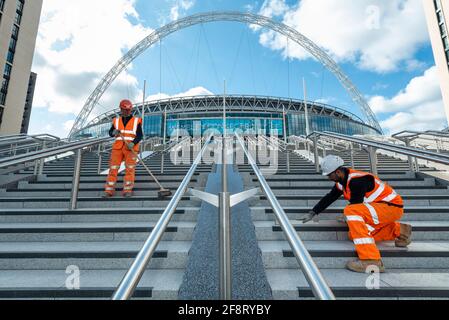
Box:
[118,133,166,190]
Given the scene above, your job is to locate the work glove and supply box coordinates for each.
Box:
[127,142,135,150]
[301,210,320,224]
[112,129,121,137]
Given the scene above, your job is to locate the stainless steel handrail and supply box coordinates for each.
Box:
[112,135,213,300]
[307,131,449,174]
[392,130,449,140]
[235,133,336,300]
[310,132,449,164]
[0,133,60,148]
[0,137,111,169]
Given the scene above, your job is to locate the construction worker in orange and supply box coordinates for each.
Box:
[302,155,412,273]
[103,99,143,198]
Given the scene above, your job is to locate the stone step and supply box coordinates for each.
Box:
[250,206,449,222]
[254,220,449,241]
[247,172,417,180]
[0,197,201,209]
[0,269,183,299]
[265,188,449,195]
[252,198,449,207]
[259,240,449,269]
[266,269,449,300]
[0,241,191,270]
[34,175,201,183]
[257,179,436,188]
[0,191,201,200]
[0,221,196,242]
[15,181,200,190]
[0,208,199,223]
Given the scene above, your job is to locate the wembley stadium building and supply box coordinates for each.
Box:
[73,95,381,140]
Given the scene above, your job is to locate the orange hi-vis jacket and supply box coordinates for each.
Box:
[112,116,142,152]
[335,169,403,207]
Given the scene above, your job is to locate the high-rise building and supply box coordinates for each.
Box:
[423,0,449,123]
[0,0,42,135]
[20,71,36,134]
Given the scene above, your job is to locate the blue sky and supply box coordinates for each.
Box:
[29,0,447,137]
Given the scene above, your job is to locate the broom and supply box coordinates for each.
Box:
[119,133,173,199]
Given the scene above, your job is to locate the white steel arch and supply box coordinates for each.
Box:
[69,11,383,138]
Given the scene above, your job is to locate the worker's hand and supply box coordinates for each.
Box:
[127,142,135,150]
[301,210,320,224]
[112,129,121,137]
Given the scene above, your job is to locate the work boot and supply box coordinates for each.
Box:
[102,192,113,199]
[123,192,134,198]
[346,259,385,273]
[395,223,412,247]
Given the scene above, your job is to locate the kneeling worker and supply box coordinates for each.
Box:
[104,99,143,198]
[302,155,412,273]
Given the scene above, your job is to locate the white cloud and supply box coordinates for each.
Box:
[257,0,430,73]
[32,0,153,122]
[370,66,442,114]
[146,86,214,101]
[64,120,75,132]
[259,0,289,18]
[170,0,195,21]
[369,66,448,134]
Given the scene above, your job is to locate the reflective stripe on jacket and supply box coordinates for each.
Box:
[335,169,403,206]
[112,117,142,151]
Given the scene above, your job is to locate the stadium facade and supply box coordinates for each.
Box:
[73,95,381,140]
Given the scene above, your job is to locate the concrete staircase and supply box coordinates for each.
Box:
[2,137,449,300]
[239,148,449,300]
[0,150,212,299]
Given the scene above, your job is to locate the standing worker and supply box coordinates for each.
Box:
[302,155,412,273]
[103,99,144,198]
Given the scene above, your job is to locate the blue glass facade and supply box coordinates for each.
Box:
[77,111,378,139]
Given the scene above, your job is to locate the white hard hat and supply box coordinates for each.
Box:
[321,155,344,176]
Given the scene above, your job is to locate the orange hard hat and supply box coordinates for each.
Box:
[119,99,133,111]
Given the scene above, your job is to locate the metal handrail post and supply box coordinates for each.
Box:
[38,141,47,175]
[368,146,378,176]
[313,135,320,173]
[235,133,335,300]
[404,139,415,172]
[350,143,355,169]
[112,136,212,300]
[70,149,83,210]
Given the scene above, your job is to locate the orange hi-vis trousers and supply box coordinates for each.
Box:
[104,146,138,195]
[344,202,404,260]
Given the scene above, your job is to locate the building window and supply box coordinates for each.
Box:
[1,78,8,92]
[12,24,20,39]
[0,106,4,126]
[0,92,6,106]
[15,0,24,25]
[3,63,12,78]
[434,0,449,69]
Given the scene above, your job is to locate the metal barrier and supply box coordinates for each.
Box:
[112,135,213,300]
[307,131,449,175]
[0,137,112,209]
[235,133,336,300]
[0,134,62,158]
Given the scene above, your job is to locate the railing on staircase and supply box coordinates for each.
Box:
[235,133,336,300]
[0,137,112,209]
[0,134,62,158]
[112,135,213,300]
[307,132,449,175]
